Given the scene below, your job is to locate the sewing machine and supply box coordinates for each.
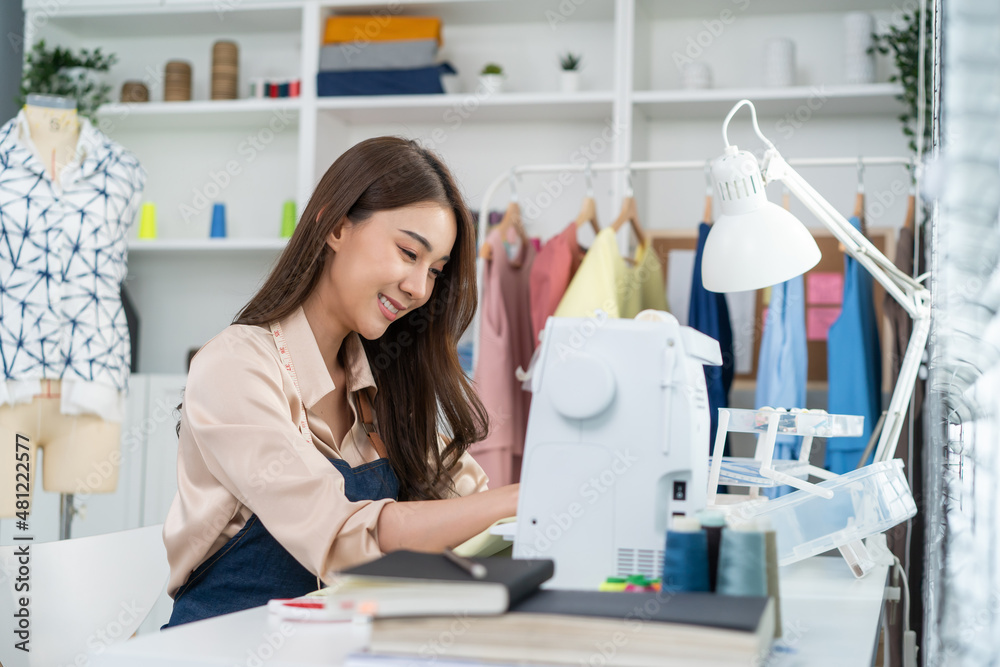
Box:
[513,311,722,589]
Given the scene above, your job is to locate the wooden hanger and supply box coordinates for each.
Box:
[479,171,529,261]
[575,162,600,234]
[853,158,865,221]
[611,171,646,248]
[904,163,916,231]
[479,200,528,261]
[703,161,713,223]
[575,196,600,234]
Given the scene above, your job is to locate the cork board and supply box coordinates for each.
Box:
[650,227,896,385]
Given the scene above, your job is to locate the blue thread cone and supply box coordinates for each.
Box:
[210,203,226,238]
[661,529,710,593]
[716,528,768,597]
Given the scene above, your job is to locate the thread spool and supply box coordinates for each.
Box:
[281,200,297,238]
[698,510,725,592]
[210,203,226,238]
[661,516,710,593]
[716,526,768,597]
[138,202,157,239]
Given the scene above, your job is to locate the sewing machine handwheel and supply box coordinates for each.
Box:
[547,353,616,420]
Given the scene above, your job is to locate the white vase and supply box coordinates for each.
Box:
[764,38,796,87]
[479,74,505,94]
[560,70,580,93]
[681,62,713,89]
[844,12,876,84]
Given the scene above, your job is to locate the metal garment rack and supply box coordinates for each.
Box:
[471,155,915,371]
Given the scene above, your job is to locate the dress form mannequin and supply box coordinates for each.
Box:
[0,94,146,534]
[22,94,81,187]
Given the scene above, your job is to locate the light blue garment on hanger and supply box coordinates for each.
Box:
[754,275,808,498]
[825,216,882,474]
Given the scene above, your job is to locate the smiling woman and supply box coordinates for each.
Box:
[161,137,517,628]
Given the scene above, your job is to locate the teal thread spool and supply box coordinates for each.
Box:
[716,526,768,597]
[661,516,710,593]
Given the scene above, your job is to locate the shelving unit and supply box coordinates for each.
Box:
[23,0,909,378]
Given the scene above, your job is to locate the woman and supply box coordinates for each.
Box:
[162,137,517,627]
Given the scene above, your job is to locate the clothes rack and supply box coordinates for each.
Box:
[471,155,914,373]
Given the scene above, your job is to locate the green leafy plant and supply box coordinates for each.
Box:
[18,40,118,121]
[869,9,932,156]
[480,63,503,76]
[559,52,582,71]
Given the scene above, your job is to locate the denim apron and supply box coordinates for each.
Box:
[164,321,398,628]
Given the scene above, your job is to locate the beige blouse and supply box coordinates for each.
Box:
[163,305,489,598]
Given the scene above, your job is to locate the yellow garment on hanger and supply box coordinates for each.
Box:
[554,228,668,320]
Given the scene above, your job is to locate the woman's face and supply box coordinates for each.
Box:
[325,203,457,340]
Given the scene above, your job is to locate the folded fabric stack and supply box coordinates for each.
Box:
[317,15,455,96]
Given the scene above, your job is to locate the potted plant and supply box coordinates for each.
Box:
[18,39,117,122]
[479,63,504,94]
[559,52,582,93]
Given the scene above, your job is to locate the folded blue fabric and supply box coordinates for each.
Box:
[319,39,439,71]
[317,62,456,96]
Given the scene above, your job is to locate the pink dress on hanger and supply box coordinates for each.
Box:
[529,222,586,349]
[472,227,536,486]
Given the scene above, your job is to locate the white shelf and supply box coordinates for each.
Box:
[632,84,905,119]
[128,238,288,253]
[39,5,303,37]
[320,0,615,24]
[316,90,616,123]
[97,99,303,131]
[637,0,898,18]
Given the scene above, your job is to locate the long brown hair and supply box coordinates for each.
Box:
[233,136,488,501]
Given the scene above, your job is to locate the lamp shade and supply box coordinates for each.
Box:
[701,146,821,292]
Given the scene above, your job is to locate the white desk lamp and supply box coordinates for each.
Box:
[703,100,931,465]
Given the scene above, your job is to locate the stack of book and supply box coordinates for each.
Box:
[281,550,775,667]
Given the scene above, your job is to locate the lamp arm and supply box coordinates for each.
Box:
[872,313,931,463]
[761,151,932,464]
[764,151,927,319]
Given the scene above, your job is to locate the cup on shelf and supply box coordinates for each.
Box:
[138,202,157,239]
[210,203,227,238]
[281,200,297,238]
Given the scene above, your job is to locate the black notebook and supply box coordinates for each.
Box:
[318,550,554,618]
[368,589,774,667]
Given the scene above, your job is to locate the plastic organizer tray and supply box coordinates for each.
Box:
[729,459,917,566]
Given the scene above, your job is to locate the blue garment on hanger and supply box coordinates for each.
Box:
[689,222,735,446]
[754,275,807,498]
[826,216,882,474]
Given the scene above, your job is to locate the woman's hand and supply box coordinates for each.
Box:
[376,482,520,553]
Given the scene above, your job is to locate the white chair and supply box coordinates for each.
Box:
[0,524,168,667]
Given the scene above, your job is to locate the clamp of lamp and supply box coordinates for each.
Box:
[702,100,931,464]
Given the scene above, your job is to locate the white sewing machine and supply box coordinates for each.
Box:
[513,311,722,589]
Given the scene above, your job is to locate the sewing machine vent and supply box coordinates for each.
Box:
[616,548,665,578]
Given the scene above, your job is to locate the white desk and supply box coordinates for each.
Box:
[95,556,887,667]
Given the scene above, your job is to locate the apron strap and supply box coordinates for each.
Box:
[356,388,388,460]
